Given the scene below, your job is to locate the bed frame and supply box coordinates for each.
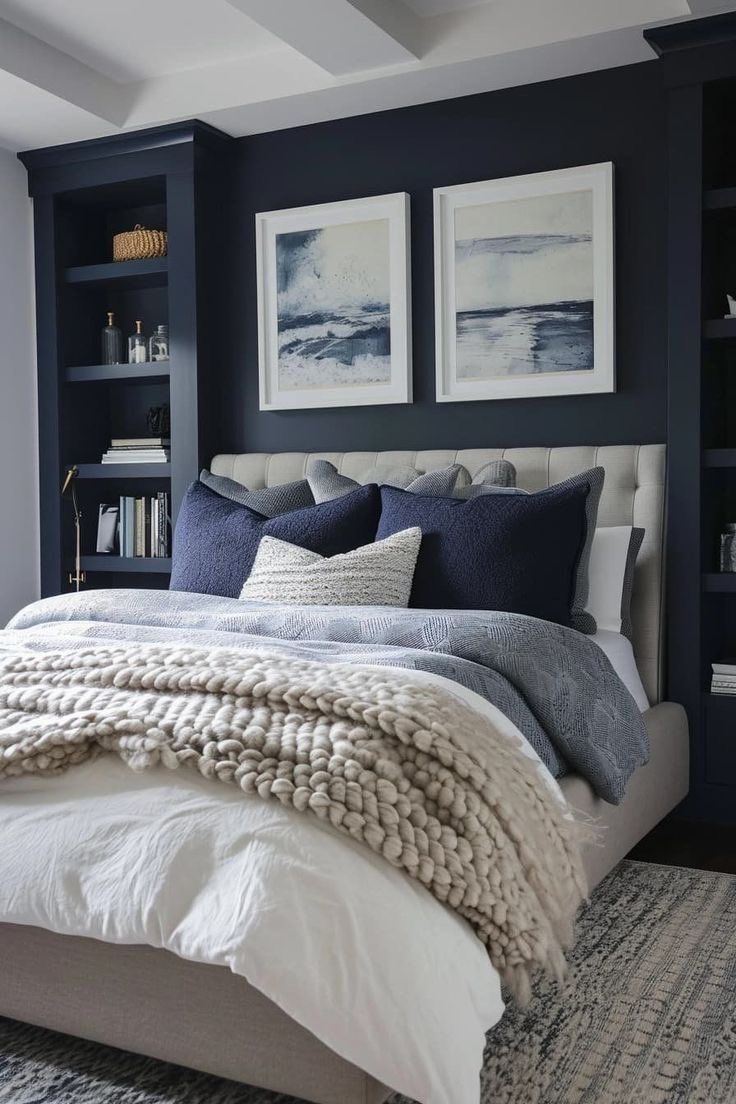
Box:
[0,445,689,1104]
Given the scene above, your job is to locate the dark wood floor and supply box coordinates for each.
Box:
[628,818,736,874]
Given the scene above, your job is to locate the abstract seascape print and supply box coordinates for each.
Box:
[454,189,594,379]
[275,218,391,391]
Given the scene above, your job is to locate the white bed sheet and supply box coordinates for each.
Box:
[0,667,561,1104]
[592,629,649,712]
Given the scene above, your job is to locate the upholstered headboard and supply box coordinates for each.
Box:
[211,445,666,704]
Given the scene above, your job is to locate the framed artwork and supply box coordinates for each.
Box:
[434,162,614,402]
[256,192,411,410]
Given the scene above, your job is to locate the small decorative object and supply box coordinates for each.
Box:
[148,323,169,362]
[96,504,119,553]
[61,466,85,591]
[101,311,122,365]
[720,524,736,572]
[113,224,167,262]
[146,403,170,438]
[434,163,615,402]
[256,192,411,410]
[128,320,147,364]
[725,294,736,318]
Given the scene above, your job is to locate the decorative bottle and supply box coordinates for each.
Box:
[128,320,147,364]
[101,311,122,365]
[148,323,169,362]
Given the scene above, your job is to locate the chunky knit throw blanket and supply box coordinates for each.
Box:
[0,640,586,1002]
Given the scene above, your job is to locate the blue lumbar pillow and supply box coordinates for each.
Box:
[170,480,381,598]
[376,480,591,627]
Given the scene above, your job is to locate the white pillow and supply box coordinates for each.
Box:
[586,526,644,638]
[240,527,422,607]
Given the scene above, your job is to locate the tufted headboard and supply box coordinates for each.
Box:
[211,445,666,705]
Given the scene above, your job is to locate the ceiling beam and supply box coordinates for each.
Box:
[0,16,127,125]
[225,0,421,75]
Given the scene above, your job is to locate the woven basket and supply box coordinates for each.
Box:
[113,224,168,262]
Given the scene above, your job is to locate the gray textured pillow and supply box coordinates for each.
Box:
[200,470,314,517]
[240,527,422,607]
[454,459,520,499]
[307,460,464,504]
[620,528,645,640]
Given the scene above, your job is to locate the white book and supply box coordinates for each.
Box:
[711,687,736,696]
[712,662,736,675]
[101,454,169,464]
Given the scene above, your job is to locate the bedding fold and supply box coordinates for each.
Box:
[7,590,649,803]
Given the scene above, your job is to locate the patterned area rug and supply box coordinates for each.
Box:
[1,860,735,1104]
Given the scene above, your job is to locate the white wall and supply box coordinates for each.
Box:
[0,146,38,626]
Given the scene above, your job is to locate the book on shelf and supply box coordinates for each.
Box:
[101,450,170,464]
[110,437,170,448]
[710,662,736,696]
[116,492,170,559]
[101,436,170,464]
[95,504,119,553]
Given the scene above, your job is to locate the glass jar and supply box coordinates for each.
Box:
[101,311,122,365]
[128,320,147,364]
[720,523,736,572]
[149,323,169,362]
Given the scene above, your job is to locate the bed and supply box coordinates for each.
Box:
[0,444,688,1104]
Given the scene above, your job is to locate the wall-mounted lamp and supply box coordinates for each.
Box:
[61,465,85,591]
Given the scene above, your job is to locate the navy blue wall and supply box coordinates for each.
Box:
[212,60,666,455]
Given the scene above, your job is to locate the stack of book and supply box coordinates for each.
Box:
[711,662,736,696]
[101,436,170,464]
[118,493,170,558]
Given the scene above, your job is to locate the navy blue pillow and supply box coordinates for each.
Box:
[376,482,590,626]
[170,481,381,598]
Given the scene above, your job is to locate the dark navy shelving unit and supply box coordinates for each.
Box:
[19,120,231,595]
[646,13,736,820]
[64,257,169,288]
[65,362,171,383]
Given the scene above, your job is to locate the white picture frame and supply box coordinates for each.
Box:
[256,192,412,411]
[434,162,615,402]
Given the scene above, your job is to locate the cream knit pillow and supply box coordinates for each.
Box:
[239,528,422,607]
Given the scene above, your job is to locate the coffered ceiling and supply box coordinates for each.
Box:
[0,0,731,152]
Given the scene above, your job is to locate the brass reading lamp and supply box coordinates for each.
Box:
[61,465,86,591]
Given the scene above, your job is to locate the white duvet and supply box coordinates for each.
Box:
[0,667,564,1104]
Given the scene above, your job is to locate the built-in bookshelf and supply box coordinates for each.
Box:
[19,122,229,594]
[646,14,736,821]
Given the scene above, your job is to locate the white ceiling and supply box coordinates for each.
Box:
[0,0,731,153]
[0,0,282,82]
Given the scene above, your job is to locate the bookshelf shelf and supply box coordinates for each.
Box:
[65,362,170,383]
[703,448,736,468]
[702,573,736,592]
[75,556,172,574]
[703,186,736,210]
[646,16,736,820]
[20,120,228,597]
[75,463,171,479]
[64,257,168,289]
[703,318,736,339]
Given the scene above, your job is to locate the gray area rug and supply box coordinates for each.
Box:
[1,860,734,1104]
